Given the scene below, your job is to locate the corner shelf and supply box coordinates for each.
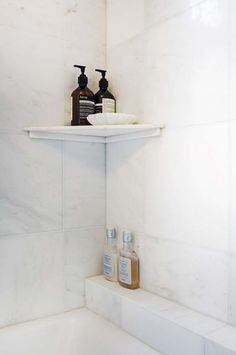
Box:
[24,124,162,143]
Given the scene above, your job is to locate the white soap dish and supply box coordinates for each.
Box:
[87,113,138,125]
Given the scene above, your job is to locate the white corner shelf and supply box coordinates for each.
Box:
[24,124,162,143]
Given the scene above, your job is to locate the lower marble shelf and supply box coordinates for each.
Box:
[24,124,162,143]
[86,276,236,355]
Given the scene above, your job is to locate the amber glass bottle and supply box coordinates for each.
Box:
[71,65,95,126]
[119,231,139,289]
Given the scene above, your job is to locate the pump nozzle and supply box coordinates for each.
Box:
[95,69,108,91]
[74,65,87,88]
[74,65,86,74]
[95,69,107,78]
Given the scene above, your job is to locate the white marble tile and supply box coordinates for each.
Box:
[0,0,64,38]
[86,278,122,326]
[144,0,228,126]
[205,325,236,354]
[149,289,212,333]
[228,255,236,326]
[140,236,229,321]
[106,139,146,236]
[229,0,236,122]
[0,133,62,235]
[228,121,236,325]
[0,27,65,129]
[0,1,106,128]
[205,342,236,355]
[171,311,225,336]
[145,123,229,252]
[71,309,161,355]
[65,227,104,309]
[0,231,65,327]
[63,0,106,125]
[64,0,106,44]
[107,34,144,120]
[145,0,208,27]
[229,121,236,255]
[106,0,144,48]
[63,142,105,230]
[122,298,204,355]
[0,308,161,355]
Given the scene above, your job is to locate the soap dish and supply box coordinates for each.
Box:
[87,113,138,125]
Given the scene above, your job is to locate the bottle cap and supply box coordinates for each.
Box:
[95,69,108,91]
[74,65,88,88]
[106,228,116,238]
[123,231,133,243]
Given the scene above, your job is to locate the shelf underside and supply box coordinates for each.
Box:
[24,124,162,143]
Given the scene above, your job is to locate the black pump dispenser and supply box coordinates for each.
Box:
[74,65,88,88]
[95,69,108,91]
[71,65,95,126]
[94,69,116,114]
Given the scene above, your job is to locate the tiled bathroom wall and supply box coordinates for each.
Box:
[1,0,235,331]
[106,0,236,325]
[0,0,106,327]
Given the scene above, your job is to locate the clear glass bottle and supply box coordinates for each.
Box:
[119,231,139,289]
[103,228,118,282]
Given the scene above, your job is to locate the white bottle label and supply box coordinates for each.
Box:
[102,98,115,113]
[119,256,131,285]
[104,251,114,278]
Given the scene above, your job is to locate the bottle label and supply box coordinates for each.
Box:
[95,99,115,114]
[104,251,114,278]
[79,99,95,119]
[119,256,131,285]
[103,98,115,113]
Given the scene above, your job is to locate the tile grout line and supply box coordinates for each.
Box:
[227,0,232,327]
[0,225,106,239]
[61,139,66,311]
[104,142,108,230]
[61,140,65,232]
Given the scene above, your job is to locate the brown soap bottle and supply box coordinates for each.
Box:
[71,65,95,126]
[119,231,139,289]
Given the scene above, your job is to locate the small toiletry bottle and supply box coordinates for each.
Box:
[94,69,116,114]
[119,231,139,289]
[103,228,118,282]
[71,65,95,126]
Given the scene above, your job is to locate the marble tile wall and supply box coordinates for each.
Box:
[0,0,106,327]
[106,0,235,325]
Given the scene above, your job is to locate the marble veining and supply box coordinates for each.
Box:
[0,231,65,327]
[106,0,235,326]
[0,0,106,328]
[0,134,62,236]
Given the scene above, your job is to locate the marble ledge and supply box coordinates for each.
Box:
[86,276,236,355]
[24,124,163,144]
